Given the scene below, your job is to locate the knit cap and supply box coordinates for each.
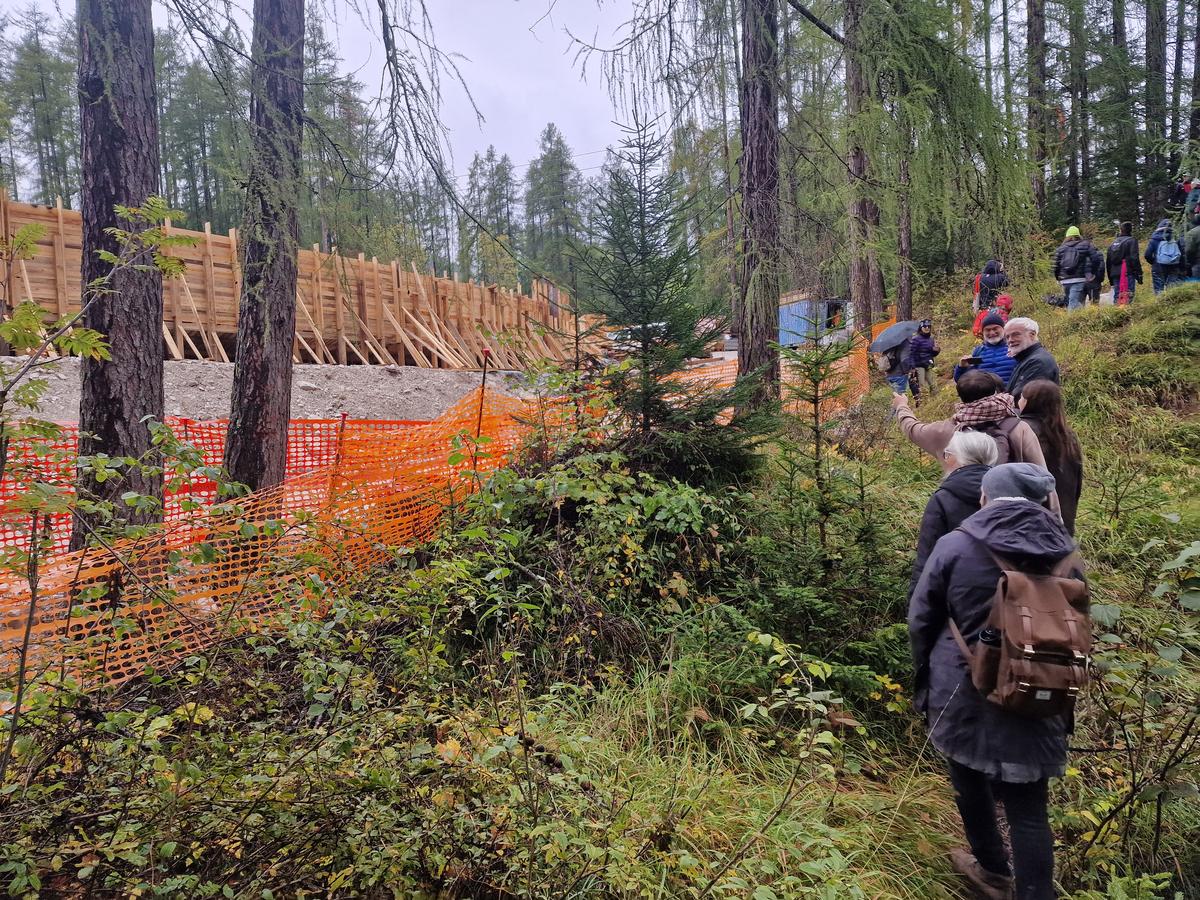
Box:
[980,311,1006,329]
[1065,226,1081,238]
[982,463,1057,503]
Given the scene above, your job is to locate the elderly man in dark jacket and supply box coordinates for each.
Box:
[1003,317,1060,401]
[909,463,1080,900]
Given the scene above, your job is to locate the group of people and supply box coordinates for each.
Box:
[891,314,1085,899]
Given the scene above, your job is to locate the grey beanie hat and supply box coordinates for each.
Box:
[982,463,1057,503]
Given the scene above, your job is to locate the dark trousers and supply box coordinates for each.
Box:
[948,761,1055,900]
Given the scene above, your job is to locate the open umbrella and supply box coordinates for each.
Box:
[868,320,921,353]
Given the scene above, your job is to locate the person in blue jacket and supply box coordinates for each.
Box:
[953,312,1016,384]
[1145,218,1186,294]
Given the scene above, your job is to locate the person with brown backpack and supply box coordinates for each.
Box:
[909,463,1088,900]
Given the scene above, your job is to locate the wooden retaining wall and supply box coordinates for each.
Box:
[0,191,594,370]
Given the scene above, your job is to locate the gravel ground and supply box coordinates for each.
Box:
[6,358,519,422]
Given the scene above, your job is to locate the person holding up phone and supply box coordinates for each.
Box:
[953,312,1016,384]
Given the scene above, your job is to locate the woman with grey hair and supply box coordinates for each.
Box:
[908,431,998,596]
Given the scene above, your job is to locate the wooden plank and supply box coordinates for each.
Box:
[53,197,67,316]
[331,250,347,364]
[409,263,471,368]
[388,263,430,367]
[162,321,183,360]
[296,294,336,364]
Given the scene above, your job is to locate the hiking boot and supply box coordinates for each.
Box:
[950,847,1014,900]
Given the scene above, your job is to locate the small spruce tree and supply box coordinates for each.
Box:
[576,122,768,484]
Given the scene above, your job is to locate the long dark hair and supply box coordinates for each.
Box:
[1021,380,1082,465]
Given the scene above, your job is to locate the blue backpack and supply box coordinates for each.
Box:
[1156,235,1182,265]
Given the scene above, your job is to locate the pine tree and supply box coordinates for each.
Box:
[577,122,764,485]
[524,123,583,288]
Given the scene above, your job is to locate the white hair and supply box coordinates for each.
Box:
[946,430,999,467]
[1005,316,1040,336]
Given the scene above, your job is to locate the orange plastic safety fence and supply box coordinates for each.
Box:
[0,390,527,694]
[0,326,891,697]
[0,416,429,558]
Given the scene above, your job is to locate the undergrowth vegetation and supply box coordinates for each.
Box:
[0,288,1197,898]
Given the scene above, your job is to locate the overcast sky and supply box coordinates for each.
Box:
[298,0,636,180]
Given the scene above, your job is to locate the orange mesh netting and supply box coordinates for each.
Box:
[0,327,887,696]
[0,390,526,693]
[0,417,430,558]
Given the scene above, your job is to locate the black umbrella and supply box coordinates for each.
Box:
[869,320,921,353]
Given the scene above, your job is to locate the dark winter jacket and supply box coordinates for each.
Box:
[1105,235,1143,287]
[1022,414,1084,535]
[1006,343,1060,401]
[908,501,1080,779]
[1186,186,1200,220]
[1184,225,1200,272]
[1053,237,1096,282]
[906,332,940,369]
[977,261,1008,307]
[909,463,989,597]
[883,338,913,377]
[1145,220,1185,271]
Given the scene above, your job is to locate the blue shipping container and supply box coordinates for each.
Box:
[778,297,851,347]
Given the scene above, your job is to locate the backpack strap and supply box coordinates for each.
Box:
[948,618,974,663]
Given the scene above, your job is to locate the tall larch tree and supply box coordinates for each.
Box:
[1027,0,1048,213]
[738,0,781,404]
[73,0,164,549]
[1145,0,1169,212]
[224,0,305,491]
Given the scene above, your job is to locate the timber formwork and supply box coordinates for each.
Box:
[0,191,594,370]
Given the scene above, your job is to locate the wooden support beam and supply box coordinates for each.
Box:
[331,249,347,365]
[162,321,183,360]
[52,197,67,316]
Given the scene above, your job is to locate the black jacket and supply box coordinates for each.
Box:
[1006,342,1060,401]
[977,260,1008,306]
[1053,238,1097,281]
[1022,414,1083,535]
[909,464,988,597]
[1105,235,1143,287]
[908,502,1080,777]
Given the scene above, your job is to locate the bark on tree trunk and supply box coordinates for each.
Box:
[1002,0,1014,141]
[224,0,305,491]
[73,0,163,551]
[1112,0,1140,221]
[1169,0,1186,169]
[846,0,875,331]
[1066,0,1085,220]
[1191,2,1200,143]
[1146,0,1170,212]
[737,0,781,404]
[897,131,913,321]
[1027,0,1048,213]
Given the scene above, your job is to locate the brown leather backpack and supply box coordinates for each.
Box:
[950,547,1089,719]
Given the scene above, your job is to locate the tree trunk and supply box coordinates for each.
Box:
[224,0,305,491]
[1027,0,1047,213]
[982,0,994,101]
[1066,0,1085,220]
[73,0,163,550]
[737,0,781,404]
[1112,0,1140,220]
[1146,0,1169,212]
[897,127,913,321]
[1191,1,1200,143]
[1001,0,1014,142]
[1169,0,1186,169]
[846,0,874,331]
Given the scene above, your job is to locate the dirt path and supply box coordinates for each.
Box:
[9,359,519,422]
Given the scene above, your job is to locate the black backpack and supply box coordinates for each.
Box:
[1058,243,1086,278]
[965,417,1021,464]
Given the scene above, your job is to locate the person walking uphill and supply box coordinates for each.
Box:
[1145,218,1185,294]
[1004,317,1060,402]
[908,430,998,597]
[1184,215,1200,280]
[907,320,940,401]
[1053,227,1097,311]
[893,369,1047,471]
[1105,222,1142,303]
[1020,380,1084,535]
[976,260,1009,311]
[909,463,1084,900]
